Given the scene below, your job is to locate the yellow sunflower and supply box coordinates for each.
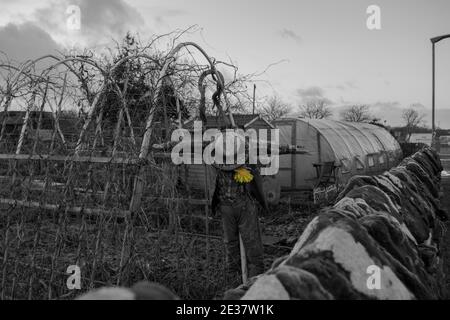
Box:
[234,167,254,184]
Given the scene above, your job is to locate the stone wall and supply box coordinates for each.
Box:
[228,147,447,300]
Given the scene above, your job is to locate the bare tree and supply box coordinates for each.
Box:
[259,95,291,121]
[299,98,332,119]
[402,107,425,140]
[340,105,373,122]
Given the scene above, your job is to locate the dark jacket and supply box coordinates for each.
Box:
[211,165,269,214]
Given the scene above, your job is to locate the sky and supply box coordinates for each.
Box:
[1,0,450,127]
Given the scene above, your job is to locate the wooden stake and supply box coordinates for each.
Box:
[239,233,248,284]
[252,84,256,115]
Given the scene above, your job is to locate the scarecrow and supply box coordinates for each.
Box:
[152,127,304,285]
[210,131,269,284]
[152,69,306,285]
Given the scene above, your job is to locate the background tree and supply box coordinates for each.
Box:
[402,107,425,140]
[259,95,291,121]
[340,105,373,122]
[101,33,190,129]
[299,98,332,119]
[101,33,151,126]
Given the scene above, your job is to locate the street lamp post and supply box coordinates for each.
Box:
[431,34,450,148]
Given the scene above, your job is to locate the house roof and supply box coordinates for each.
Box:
[409,133,432,145]
[0,111,55,125]
[0,111,27,125]
[183,113,274,129]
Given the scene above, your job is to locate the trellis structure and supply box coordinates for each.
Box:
[0,41,237,299]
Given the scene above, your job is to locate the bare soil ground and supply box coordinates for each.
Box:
[209,201,317,299]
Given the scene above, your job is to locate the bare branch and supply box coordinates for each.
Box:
[299,98,332,119]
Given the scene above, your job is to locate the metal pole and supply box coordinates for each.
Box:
[239,234,248,284]
[432,42,436,147]
[430,34,450,149]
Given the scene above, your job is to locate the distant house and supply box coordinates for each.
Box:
[0,111,54,140]
[440,135,450,154]
[390,127,408,143]
[409,133,432,146]
[0,111,79,150]
[183,113,274,131]
[390,126,435,144]
[390,126,450,154]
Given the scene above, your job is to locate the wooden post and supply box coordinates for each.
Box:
[203,164,210,273]
[239,234,248,284]
[291,120,297,189]
[123,106,136,147]
[32,78,50,155]
[16,90,37,155]
[103,76,129,203]
[0,94,13,143]
[74,82,107,156]
[176,98,182,129]
[252,84,256,115]
[87,104,104,155]
[11,90,36,184]
[49,73,68,151]
[317,131,322,164]
[162,85,169,141]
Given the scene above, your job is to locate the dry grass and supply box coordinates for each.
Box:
[0,189,318,300]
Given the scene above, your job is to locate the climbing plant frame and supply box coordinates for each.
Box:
[0,40,237,299]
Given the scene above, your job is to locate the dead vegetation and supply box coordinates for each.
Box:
[0,29,312,300]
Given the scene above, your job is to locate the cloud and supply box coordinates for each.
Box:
[330,81,358,91]
[345,81,358,89]
[297,86,334,105]
[297,86,324,99]
[278,28,301,45]
[0,22,61,62]
[32,0,145,48]
[409,102,426,110]
[296,86,333,105]
[154,8,188,25]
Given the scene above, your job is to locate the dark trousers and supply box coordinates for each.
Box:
[218,199,264,279]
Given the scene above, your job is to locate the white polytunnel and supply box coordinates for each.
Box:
[273,118,403,190]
